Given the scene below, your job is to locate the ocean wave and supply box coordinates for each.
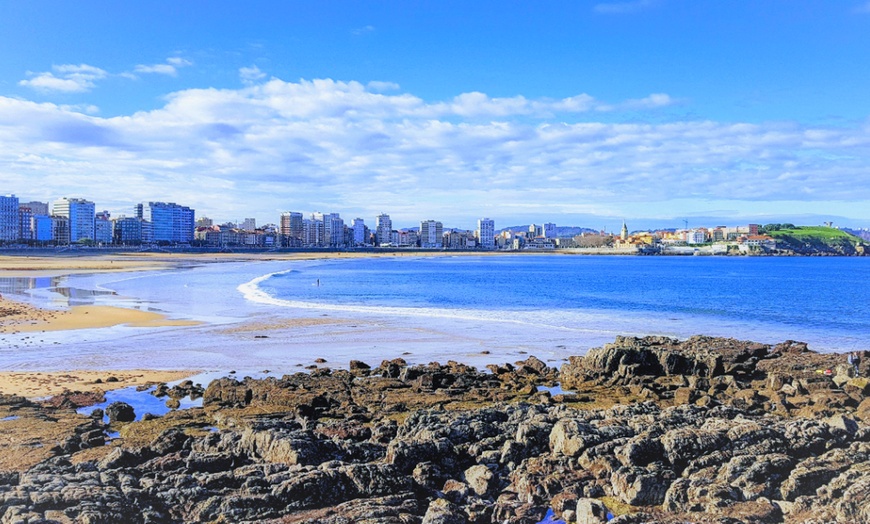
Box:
[236,270,626,335]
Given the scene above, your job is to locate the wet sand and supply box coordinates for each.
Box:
[0,369,197,398]
[0,297,201,334]
[0,251,576,374]
[0,254,171,277]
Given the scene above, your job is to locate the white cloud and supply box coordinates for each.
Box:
[2,78,869,227]
[239,65,267,86]
[623,93,677,109]
[352,25,375,36]
[59,104,100,115]
[133,57,193,77]
[367,81,400,92]
[19,64,108,92]
[167,57,193,67]
[594,0,657,14]
[134,64,178,75]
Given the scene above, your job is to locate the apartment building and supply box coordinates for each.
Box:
[52,197,95,243]
[0,195,19,242]
[136,202,195,243]
[477,218,495,249]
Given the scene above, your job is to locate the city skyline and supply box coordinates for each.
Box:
[3,2,870,230]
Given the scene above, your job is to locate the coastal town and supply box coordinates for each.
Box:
[1,194,867,255]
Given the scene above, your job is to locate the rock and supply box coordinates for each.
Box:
[150,427,190,455]
[549,419,602,457]
[464,464,498,498]
[661,427,728,471]
[611,465,675,506]
[105,401,135,423]
[5,335,870,524]
[780,448,855,501]
[240,427,323,466]
[826,414,859,435]
[349,359,371,372]
[616,435,665,468]
[442,479,470,504]
[422,498,466,524]
[516,355,548,375]
[574,497,610,524]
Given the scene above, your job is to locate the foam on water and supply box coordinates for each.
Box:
[238,268,639,336]
[238,255,870,353]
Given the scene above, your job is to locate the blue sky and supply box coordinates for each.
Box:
[2,1,870,231]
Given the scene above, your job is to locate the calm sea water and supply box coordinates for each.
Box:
[253,255,870,352]
[2,255,867,371]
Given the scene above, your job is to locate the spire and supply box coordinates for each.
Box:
[620,220,628,241]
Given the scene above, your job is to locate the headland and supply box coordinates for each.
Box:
[0,336,868,523]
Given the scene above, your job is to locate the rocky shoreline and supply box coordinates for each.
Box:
[1,336,869,523]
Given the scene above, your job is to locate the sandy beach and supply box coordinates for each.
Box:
[0,297,202,334]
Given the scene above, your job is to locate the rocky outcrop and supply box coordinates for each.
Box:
[561,335,867,420]
[2,339,870,523]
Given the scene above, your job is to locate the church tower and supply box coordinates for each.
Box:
[620,220,628,241]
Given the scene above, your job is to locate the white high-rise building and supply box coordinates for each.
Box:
[52,197,95,243]
[0,195,20,242]
[353,218,366,245]
[303,217,325,246]
[376,214,392,246]
[242,218,256,231]
[311,212,344,247]
[477,218,495,249]
[420,220,443,248]
[686,230,707,244]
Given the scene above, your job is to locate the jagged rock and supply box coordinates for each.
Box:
[575,498,610,523]
[105,401,135,423]
[464,464,497,498]
[5,336,870,524]
[422,498,466,524]
[516,355,548,375]
[549,419,603,457]
[611,465,675,505]
[616,435,665,468]
[781,448,856,501]
[661,427,728,471]
[240,427,323,465]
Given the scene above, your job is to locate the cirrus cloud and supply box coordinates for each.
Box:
[133,57,193,77]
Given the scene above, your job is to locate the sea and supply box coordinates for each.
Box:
[1,255,868,372]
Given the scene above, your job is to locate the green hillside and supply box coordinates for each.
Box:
[764,226,863,255]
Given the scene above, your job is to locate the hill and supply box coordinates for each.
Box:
[763,225,864,255]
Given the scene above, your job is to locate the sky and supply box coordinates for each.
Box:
[2,1,870,231]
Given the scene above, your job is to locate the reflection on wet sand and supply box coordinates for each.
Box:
[0,276,117,307]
